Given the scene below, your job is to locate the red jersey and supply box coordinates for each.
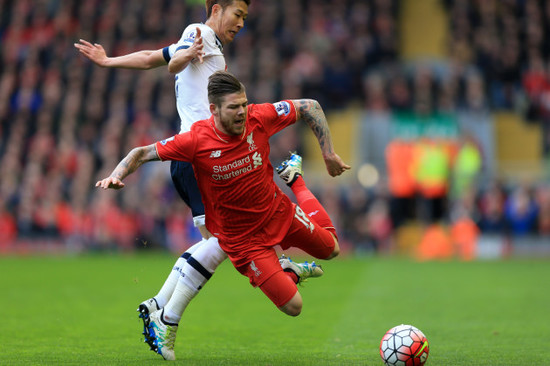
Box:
[156,101,297,265]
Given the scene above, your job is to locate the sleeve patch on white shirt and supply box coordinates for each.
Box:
[184,31,197,44]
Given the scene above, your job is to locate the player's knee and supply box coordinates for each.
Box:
[330,244,340,259]
[325,234,340,260]
[326,247,339,260]
[279,292,302,317]
[281,302,302,317]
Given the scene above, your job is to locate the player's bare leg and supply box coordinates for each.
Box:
[279,291,303,317]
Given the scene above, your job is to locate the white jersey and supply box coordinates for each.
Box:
[163,23,225,133]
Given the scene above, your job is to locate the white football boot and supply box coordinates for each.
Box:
[138,297,160,347]
[276,152,303,187]
[147,309,178,361]
[279,254,324,283]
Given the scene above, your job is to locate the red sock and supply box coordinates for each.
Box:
[290,176,336,236]
[284,269,299,284]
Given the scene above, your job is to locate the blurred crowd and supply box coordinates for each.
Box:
[1,0,550,255]
[445,0,550,153]
[329,135,550,257]
[0,0,398,252]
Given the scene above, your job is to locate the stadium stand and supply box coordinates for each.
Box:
[1,0,550,256]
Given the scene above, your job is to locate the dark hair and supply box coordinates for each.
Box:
[208,71,245,106]
[205,0,250,19]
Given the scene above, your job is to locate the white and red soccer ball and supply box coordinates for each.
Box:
[380,324,429,366]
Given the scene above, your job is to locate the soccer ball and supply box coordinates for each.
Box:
[379,324,429,366]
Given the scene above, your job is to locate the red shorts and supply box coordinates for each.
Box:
[235,204,336,307]
[237,252,298,307]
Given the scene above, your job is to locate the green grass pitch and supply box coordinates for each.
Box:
[1,253,549,365]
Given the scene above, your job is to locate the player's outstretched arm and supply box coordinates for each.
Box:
[74,39,166,70]
[167,27,205,74]
[291,99,351,177]
[95,144,160,190]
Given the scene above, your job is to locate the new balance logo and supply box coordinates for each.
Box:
[210,150,221,158]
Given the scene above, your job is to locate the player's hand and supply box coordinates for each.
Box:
[323,153,351,177]
[95,177,125,190]
[74,39,109,66]
[190,27,205,63]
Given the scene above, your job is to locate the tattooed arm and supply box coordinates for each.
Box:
[291,99,351,177]
[95,144,160,190]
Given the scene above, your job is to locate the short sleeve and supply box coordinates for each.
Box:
[162,24,221,63]
[257,100,297,136]
[162,25,198,62]
[155,132,196,162]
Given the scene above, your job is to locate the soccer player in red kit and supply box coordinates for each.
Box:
[96,70,350,351]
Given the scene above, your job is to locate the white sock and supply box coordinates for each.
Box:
[183,237,227,287]
[153,238,206,307]
[162,237,227,323]
[184,239,205,256]
[162,281,196,325]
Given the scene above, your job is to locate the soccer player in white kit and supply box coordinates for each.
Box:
[76,0,322,360]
